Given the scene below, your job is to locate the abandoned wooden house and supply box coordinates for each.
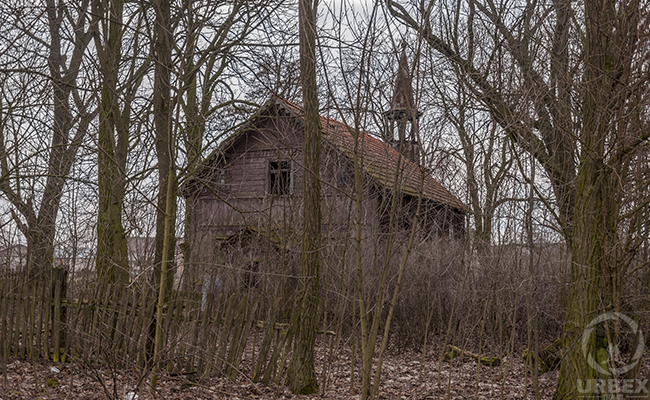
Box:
[182,51,468,292]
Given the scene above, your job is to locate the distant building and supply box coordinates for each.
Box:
[182,50,468,291]
[127,237,184,285]
[127,236,156,278]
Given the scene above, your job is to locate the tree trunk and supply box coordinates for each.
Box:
[151,0,176,294]
[18,0,92,279]
[92,0,130,285]
[180,16,202,289]
[288,0,321,393]
[554,0,626,398]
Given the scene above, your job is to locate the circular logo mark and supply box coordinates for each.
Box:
[581,312,644,376]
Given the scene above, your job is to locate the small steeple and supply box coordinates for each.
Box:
[383,43,422,164]
[389,45,416,115]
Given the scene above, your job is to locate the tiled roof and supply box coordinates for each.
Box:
[275,97,469,213]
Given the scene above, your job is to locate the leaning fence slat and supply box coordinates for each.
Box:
[136,288,156,369]
[172,291,188,373]
[42,277,51,361]
[182,292,198,373]
[13,281,23,358]
[164,291,183,373]
[27,284,37,359]
[197,292,223,375]
[37,281,46,359]
[227,297,257,380]
[211,294,239,377]
[7,282,16,358]
[52,276,62,362]
[105,286,121,353]
[1,280,7,385]
[115,288,135,366]
[106,287,128,366]
[252,298,279,382]
[273,320,297,385]
[17,282,26,359]
[1,278,9,365]
[88,285,104,360]
[262,326,288,384]
[22,282,31,359]
[34,279,45,360]
[174,291,197,373]
[6,281,14,358]
[82,288,98,362]
[68,287,88,362]
[52,268,68,362]
[130,287,147,368]
[223,295,248,378]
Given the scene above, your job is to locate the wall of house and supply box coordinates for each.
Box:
[186,113,381,288]
[185,110,465,291]
[191,114,382,235]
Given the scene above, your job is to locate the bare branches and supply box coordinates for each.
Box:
[387,0,551,169]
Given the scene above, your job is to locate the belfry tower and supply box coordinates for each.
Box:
[383,44,422,165]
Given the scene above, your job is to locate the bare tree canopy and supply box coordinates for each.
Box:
[1,0,649,398]
[387,0,650,398]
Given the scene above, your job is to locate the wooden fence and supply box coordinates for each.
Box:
[0,268,299,384]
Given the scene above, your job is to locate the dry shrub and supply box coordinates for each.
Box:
[389,239,565,351]
[185,224,569,354]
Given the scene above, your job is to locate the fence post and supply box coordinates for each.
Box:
[52,267,67,362]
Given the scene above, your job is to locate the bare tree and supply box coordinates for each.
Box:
[0,0,94,279]
[91,0,150,285]
[179,0,279,288]
[287,0,321,394]
[387,0,650,397]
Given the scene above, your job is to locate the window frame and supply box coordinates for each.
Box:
[268,160,292,196]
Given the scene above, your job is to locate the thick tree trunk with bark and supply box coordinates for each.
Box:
[149,0,176,386]
[180,18,203,288]
[554,1,627,397]
[288,0,321,394]
[2,0,92,280]
[92,0,130,285]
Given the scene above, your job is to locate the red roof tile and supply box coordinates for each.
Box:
[275,97,469,213]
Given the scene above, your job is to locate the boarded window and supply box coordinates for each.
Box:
[269,161,291,195]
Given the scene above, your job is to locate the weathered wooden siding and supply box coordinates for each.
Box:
[185,108,464,290]
[219,116,304,198]
[192,114,378,236]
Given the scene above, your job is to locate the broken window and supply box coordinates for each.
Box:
[269,161,291,195]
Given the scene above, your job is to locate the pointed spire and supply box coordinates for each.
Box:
[390,43,416,114]
[383,43,422,165]
[385,42,421,122]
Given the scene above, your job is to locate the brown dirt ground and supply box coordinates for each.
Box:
[0,337,561,400]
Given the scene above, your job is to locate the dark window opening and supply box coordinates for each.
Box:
[270,161,291,195]
[338,162,350,187]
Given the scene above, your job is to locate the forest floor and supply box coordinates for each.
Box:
[0,336,559,400]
